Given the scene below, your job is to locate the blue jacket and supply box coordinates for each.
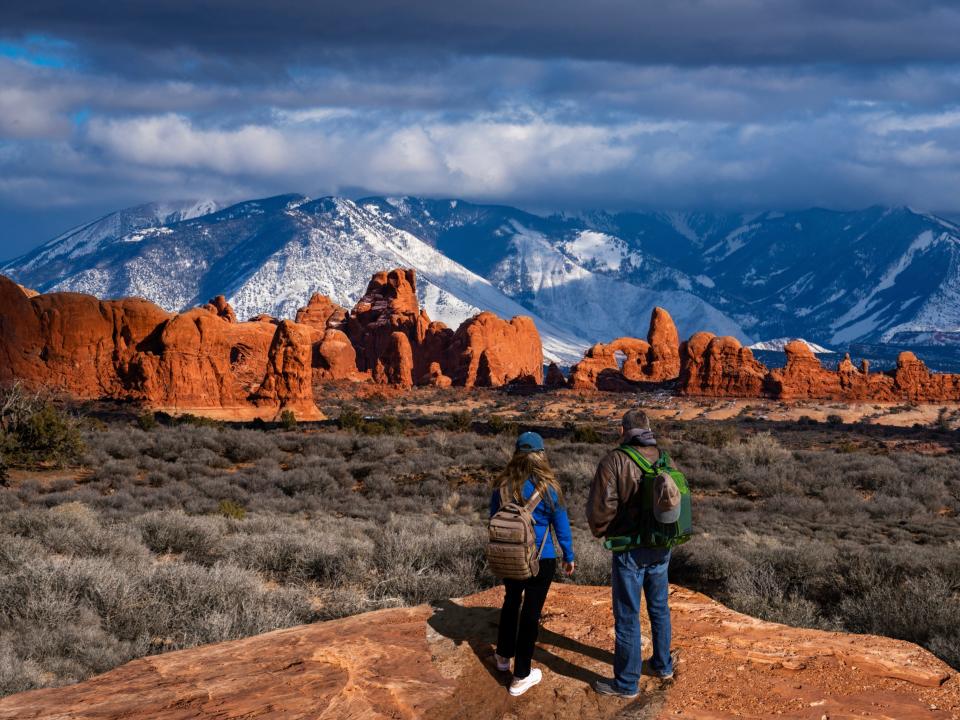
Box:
[489,479,575,562]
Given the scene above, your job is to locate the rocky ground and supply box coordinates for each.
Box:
[0,584,955,720]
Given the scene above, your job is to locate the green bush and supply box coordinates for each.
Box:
[487,415,518,435]
[136,412,157,431]
[571,425,602,443]
[279,410,297,430]
[445,411,473,432]
[5,403,85,468]
[217,500,247,520]
[337,406,363,430]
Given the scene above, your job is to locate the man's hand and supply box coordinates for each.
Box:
[563,561,576,576]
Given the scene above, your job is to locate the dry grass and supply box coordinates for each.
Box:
[0,409,958,697]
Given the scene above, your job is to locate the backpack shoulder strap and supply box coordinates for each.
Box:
[656,449,671,469]
[499,485,511,506]
[523,488,542,512]
[617,444,656,474]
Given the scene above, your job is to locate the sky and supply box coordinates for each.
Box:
[3,1,960,259]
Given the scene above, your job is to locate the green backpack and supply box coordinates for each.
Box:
[603,445,693,552]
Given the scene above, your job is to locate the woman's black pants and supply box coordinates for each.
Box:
[495,558,556,679]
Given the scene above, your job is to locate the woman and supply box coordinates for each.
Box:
[490,431,575,696]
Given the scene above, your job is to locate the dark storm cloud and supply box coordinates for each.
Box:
[3,1,960,260]
[3,0,960,73]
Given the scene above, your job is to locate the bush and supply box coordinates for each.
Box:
[445,411,473,432]
[217,500,246,520]
[4,403,85,468]
[279,410,297,430]
[337,406,363,430]
[571,425,602,443]
[487,415,518,435]
[136,412,157,431]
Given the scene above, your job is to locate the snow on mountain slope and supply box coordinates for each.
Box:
[7,196,960,358]
[749,338,834,354]
[3,195,588,363]
[489,221,750,344]
[225,198,590,362]
[3,199,220,285]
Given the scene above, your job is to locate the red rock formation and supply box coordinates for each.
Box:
[202,295,237,323]
[420,361,453,388]
[766,343,897,401]
[893,351,960,401]
[1,585,954,720]
[679,332,768,397]
[0,276,172,398]
[251,320,323,420]
[346,269,428,387]
[292,294,361,383]
[346,269,543,389]
[446,312,543,387]
[545,362,567,388]
[313,329,363,382]
[0,276,321,419]
[568,307,681,390]
[646,306,681,380]
[295,292,347,331]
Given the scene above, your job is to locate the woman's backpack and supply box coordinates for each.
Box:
[603,446,693,552]
[486,486,550,580]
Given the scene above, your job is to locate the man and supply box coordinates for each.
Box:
[587,409,676,699]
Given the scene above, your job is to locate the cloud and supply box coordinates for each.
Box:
[4,1,960,259]
[3,1,960,71]
[86,114,295,174]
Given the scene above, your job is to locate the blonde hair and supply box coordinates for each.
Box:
[493,449,565,508]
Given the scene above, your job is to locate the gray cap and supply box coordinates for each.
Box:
[653,471,681,524]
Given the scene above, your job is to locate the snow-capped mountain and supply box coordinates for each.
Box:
[356,198,960,349]
[5,195,960,361]
[8,199,222,293]
[748,338,834,354]
[1,195,590,362]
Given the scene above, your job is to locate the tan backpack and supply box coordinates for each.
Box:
[486,486,550,580]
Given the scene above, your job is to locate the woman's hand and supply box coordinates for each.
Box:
[563,561,576,576]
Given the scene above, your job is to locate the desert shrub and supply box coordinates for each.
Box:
[372,516,488,604]
[682,423,736,449]
[826,414,844,425]
[136,511,225,564]
[217,499,246,520]
[279,410,297,430]
[723,432,791,470]
[445,410,473,432]
[3,403,85,468]
[136,412,157,431]
[571,425,602,443]
[725,563,824,628]
[337,405,363,430]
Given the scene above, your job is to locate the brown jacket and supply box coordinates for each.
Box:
[586,444,663,538]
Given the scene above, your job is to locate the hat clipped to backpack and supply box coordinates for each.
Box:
[515,431,544,453]
[653,472,682,524]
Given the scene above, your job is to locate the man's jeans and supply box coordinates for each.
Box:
[611,548,672,693]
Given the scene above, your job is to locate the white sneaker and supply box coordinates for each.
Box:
[509,668,542,696]
[494,653,511,672]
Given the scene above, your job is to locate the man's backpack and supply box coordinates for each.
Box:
[486,486,550,580]
[603,446,693,552]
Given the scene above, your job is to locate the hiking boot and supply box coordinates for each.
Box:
[592,679,639,699]
[493,653,511,673]
[509,668,542,696]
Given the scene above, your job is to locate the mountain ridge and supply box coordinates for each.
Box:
[5,195,960,358]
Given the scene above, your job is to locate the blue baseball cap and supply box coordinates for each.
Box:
[516,431,545,453]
